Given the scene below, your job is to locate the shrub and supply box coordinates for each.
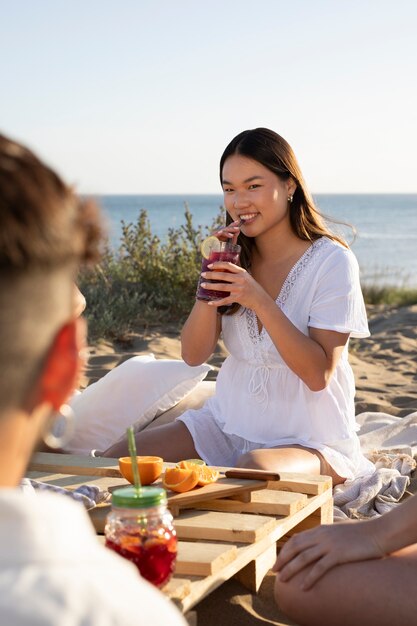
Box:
[79,203,224,340]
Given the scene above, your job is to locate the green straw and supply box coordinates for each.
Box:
[127,426,142,494]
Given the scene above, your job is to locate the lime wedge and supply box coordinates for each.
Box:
[184,458,206,466]
[200,236,221,259]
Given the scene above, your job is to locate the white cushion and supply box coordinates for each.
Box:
[64,355,211,455]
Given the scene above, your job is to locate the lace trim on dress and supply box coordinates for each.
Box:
[245,237,329,346]
[232,238,331,407]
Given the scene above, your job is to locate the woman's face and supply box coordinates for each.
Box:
[221,154,295,239]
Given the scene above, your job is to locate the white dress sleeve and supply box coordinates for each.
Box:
[308,245,370,338]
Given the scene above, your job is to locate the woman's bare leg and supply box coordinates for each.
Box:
[101,421,200,461]
[274,543,417,626]
[235,445,345,485]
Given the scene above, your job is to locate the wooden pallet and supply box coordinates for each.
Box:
[28,453,333,614]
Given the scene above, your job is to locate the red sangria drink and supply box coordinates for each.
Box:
[104,486,177,588]
[196,239,241,301]
[105,526,177,588]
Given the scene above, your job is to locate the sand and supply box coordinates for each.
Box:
[83,304,417,626]
[84,304,417,418]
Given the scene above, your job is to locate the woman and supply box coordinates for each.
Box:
[104,128,373,484]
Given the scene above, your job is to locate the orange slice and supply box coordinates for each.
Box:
[201,236,221,259]
[177,460,220,486]
[196,465,220,486]
[162,467,199,493]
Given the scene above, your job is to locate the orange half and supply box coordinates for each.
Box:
[119,456,163,486]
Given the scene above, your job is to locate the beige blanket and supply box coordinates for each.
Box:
[333,411,417,520]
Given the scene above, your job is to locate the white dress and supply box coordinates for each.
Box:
[178,237,375,479]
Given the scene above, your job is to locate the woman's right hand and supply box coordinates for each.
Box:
[213,220,242,244]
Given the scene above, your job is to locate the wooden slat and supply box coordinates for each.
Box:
[267,471,332,495]
[214,467,332,495]
[161,577,191,602]
[176,541,238,576]
[27,471,126,491]
[28,452,121,477]
[233,543,276,592]
[165,477,267,509]
[193,489,308,516]
[169,489,333,612]
[174,510,278,543]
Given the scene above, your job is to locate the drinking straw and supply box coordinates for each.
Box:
[127,426,142,494]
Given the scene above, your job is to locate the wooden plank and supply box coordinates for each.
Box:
[173,510,279,543]
[98,534,238,578]
[28,452,121,477]
[267,472,332,495]
[233,543,276,592]
[193,489,308,516]
[214,466,332,495]
[161,577,191,602]
[176,541,238,576]
[169,489,333,612]
[277,496,334,545]
[165,477,267,509]
[27,471,127,491]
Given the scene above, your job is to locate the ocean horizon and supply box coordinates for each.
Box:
[94,193,417,287]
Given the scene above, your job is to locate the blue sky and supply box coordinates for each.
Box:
[1,0,416,193]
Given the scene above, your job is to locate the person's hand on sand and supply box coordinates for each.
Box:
[273,519,385,590]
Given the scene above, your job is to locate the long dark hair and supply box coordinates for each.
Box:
[219,128,348,315]
[219,127,349,314]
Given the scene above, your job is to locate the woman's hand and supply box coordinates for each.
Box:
[273,520,385,590]
[201,262,269,311]
[212,220,242,244]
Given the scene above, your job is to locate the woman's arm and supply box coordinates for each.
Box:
[256,295,349,391]
[274,492,417,590]
[202,264,348,391]
[181,300,222,366]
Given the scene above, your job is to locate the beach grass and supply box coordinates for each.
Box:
[80,209,417,341]
[79,205,223,340]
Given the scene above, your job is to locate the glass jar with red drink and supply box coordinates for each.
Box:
[104,485,177,588]
[196,239,241,302]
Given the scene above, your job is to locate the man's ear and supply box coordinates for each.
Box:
[34,318,86,411]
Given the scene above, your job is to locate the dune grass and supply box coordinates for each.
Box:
[79,208,417,342]
[79,205,223,341]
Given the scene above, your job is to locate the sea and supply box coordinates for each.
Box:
[96,194,417,287]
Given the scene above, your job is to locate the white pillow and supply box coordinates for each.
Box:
[64,354,211,455]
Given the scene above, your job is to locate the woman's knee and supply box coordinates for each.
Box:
[235,450,267,469]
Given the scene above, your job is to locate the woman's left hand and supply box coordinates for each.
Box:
[201,262,268,311]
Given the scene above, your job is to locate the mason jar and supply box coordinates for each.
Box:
[104,485,177,587]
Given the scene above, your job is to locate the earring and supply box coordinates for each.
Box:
[287,195,294,204]
[42,404,75,450]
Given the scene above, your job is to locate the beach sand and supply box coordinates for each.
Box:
[84,304,417,626]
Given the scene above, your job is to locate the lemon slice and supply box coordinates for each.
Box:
[200,236,221,259]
